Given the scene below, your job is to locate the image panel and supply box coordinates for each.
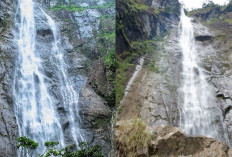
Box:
[116,0,232,156]
[0,0,115,156]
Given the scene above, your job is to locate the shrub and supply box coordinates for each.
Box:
[117,117,153,156]
[16,137,104,157]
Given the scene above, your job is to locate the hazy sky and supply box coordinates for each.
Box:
[180,0,230,10]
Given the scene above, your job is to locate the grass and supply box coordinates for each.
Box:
[117,117,153,156]
[116,39,162,105]
[224,18,232,23]
[116,53,135,105]
[93,9,115,107]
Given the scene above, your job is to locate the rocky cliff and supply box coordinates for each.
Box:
[189,1,232,147]
[116,0,232,156]
[0,0,115,156]
[116,0,180,105]
[0,0,19,156]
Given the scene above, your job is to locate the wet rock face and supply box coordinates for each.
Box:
[195,35,213,41]
[0,0,18,156]
[38,0,114,154]
[116,0,180,54]
[0,0,114,156]
[43,0,115,59]
[33,1,114,155]
[79,85,112,156]
[188,6,232,146]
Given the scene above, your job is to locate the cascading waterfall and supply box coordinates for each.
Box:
[14,0,83,155]
[178,8,228,142]
[41,10,84,146]
[14,0,65,154]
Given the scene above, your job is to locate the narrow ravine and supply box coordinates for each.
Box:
[178,7,229,144]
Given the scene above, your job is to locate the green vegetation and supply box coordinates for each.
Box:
[50,5,86,12]
[95,10,115,107]
[93,116,111,128]
[117,0,180,19]
[50,2,115,12]
[16,137,104,157]
[116,40,157,105]
[16,136,38,156]
[105,49,116,107]
[0,17,11,36]
[116,0,179,106]
[188,1,232,17]
[117,117,153,156]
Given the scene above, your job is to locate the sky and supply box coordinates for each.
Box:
[180,0,230,10]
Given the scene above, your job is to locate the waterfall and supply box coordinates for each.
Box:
[41,10,84,146]
[178,8,229,143]
[14,0,65,154]
[14,0,83,155]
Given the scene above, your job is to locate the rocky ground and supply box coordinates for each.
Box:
[116,118,232,157]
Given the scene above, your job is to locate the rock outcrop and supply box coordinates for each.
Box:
[116,0,180,54]
[116,119,232,157]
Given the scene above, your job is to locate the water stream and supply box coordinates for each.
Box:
[14,0,83,155]
[41,9,84,146]
[178,8,229,143]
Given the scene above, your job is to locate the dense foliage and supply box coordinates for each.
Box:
[16,137,104,157]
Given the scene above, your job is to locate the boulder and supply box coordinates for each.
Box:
[116,119,232,157]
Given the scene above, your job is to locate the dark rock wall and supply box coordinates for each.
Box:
[116,0,180,54]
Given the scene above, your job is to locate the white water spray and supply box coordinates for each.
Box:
[178,8,228,142]
[41,10,84,146]
[14,0,64,155]
[14,0,83,155]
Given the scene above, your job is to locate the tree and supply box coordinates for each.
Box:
[16,136,38,157]
[16,137,104,157]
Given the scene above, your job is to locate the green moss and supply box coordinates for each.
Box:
[93,117,111,128]
[91,8,115,107]
[116,40,157,105]
[116,55,134,105]
[224,18,232,23]
[0,17,11,36]
[50,2,115,12]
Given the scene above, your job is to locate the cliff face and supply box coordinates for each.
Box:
[189,2,232,147]
[0,0,114,156]
[115,0,180,105]
[116,0,180,54]
[0,0,18,156]
[116,1,232,156]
